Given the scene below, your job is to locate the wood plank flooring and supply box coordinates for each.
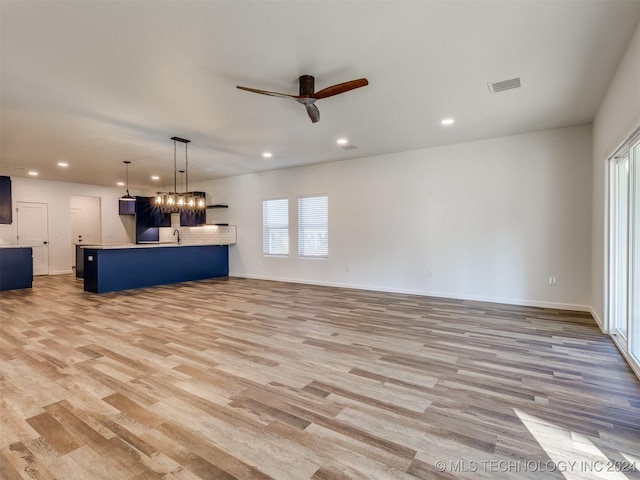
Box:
[0,275,639,479]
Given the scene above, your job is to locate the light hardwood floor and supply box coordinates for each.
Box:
[0,275,639,479]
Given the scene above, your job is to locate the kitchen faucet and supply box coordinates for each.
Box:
[173,229,180,243]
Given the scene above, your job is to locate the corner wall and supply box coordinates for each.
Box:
[591,21,640,328]
[191,124,593,310]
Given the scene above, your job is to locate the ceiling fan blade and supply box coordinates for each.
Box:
[305,103,320,123]
[312,78,369,100]
[236,85,298,100]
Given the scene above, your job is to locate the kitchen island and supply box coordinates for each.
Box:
[82,243,228,293]
[0,246,33,291]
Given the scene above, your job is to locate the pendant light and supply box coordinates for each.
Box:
[120,160,136,202]
[155,136,206,211]
[177,170,186,206]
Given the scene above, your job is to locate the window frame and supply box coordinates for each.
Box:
[262,197,289,257]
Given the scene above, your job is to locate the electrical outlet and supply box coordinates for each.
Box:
[346,264,351,272]
[427,270,433,279]
[549,276,557,286]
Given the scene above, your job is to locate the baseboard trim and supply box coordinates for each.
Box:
[49,270,73,276]
[628,356,640,382]
[589,306,605,332]
[229,273,591,312]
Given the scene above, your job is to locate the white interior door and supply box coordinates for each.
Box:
[70,207,83,268]
[17,202,49,276]
[70,195,102,244]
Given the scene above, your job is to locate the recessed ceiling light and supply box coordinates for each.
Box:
[28,171,38,176]
[441,118,455,126]
[151,175,160,180]
[262,152,272,158]
[57,162,69,167]
[337,138,348,145]
[117,181,125,187]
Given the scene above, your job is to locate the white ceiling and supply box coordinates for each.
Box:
[1,1,639,190]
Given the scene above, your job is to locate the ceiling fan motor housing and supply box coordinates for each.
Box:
[299,75,315,95]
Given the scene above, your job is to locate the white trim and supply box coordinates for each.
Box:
[230,273,591,312]
[50,269,73,275]
[603,153,611,333]
[590,306,605,332]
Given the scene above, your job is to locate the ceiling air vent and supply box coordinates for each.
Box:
[341,144,358,151]
[6,166,26,171]
[488,77,521,94]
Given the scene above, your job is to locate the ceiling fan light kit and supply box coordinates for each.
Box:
[236,75,369,123]
[155,137,206,211]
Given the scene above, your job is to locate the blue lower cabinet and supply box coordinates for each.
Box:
[83,245,228,293]
[0,247,33,291]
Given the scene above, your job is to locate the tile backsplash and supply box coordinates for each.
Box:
[159,213,237,245]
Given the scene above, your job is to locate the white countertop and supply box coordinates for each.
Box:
[0,245,32,249]
[81,243,231,250]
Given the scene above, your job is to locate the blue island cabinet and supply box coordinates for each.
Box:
[0,247,33,291]
[83,245,228,293]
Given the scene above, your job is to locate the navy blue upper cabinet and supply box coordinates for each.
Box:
[180,209,206,226]
[135,197,160,242]
[118,198,136,215]
[0,176,12,224]
[150,203,171,227]
[179,192,206,226]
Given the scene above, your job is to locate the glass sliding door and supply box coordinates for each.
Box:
[609,131,640,375]
[630,140,640,363]
[610,154,629,347]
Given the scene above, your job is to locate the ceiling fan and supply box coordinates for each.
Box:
[236,75,369,123]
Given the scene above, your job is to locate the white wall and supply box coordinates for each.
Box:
[591,21,640,327]
[0,177,135,274]
[191,124,592,310]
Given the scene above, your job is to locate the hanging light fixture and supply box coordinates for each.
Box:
[155,136,206,211]
[120,160,136,202]
[177,170,186,206]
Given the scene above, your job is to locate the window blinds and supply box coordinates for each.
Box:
[298,195,328,258]
[263,198,289,255]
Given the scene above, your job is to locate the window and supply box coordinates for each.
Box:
[263,198,288,255]
[298,195,328,258]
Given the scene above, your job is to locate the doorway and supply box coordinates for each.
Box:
[70,208,82,268]
[70,195,102,268]
[17,201,49,275]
